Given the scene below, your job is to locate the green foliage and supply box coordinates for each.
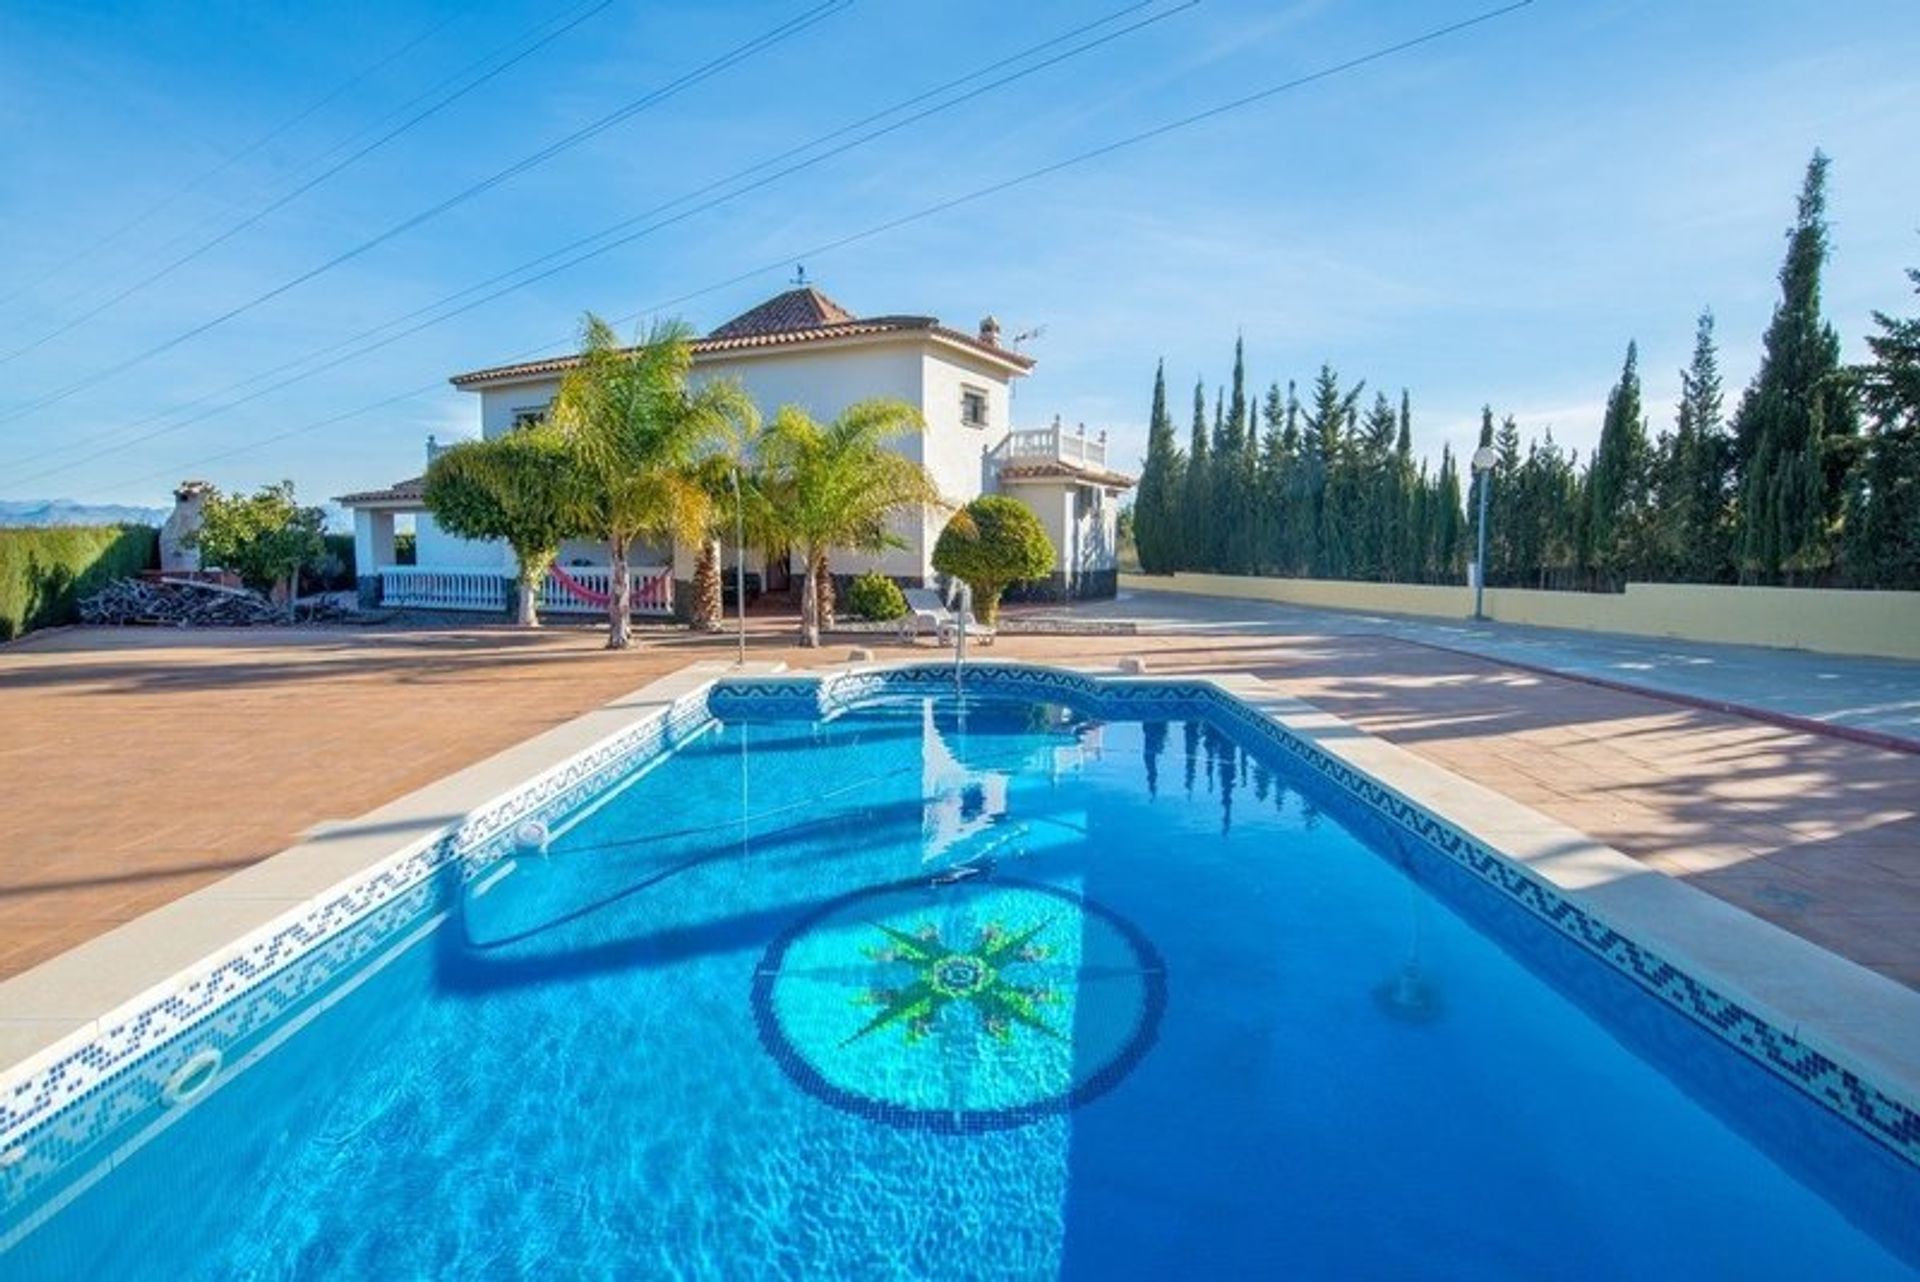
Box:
[189,481,326,596]
[312,533,357,591]
[755,398,941,646]
[1132,361,1185,574]
[546,313,753,646]
[846,571,909,621]
[932,495,1054,624]
[1128,151,1920,593]
[0,524,157,640]
[424,430,586,625]
[1733,151,1858,582]
[1586,341,1651,584]
[1845,264,1920,587]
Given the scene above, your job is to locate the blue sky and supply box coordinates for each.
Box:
[1,0,1916,511]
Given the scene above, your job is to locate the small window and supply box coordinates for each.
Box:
[511,403,551,430]
[960,386,989,429]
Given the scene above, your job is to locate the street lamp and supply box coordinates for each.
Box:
[728,467,746,666]
[1470,444,1499,622]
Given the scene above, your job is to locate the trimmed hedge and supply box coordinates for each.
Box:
[846,570,908,621]
[0,525,159,640]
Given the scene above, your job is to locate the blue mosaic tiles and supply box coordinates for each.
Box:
[1,660,1914,1194]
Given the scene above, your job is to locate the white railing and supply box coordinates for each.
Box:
[994,422,1108,470]
[376,564,674,615]
[540,565,675,616]
[378,567,503,611]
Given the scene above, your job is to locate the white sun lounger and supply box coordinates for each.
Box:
[898,588,951,645]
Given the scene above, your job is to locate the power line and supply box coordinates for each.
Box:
[0,0,616,372]
[5,0,1170,475]
[0,11,465,314]
[0,0,845,429]
[78,0,1535,495]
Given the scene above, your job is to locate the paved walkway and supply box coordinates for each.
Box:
[1,619,1914,991]
[1053,589,1920,747]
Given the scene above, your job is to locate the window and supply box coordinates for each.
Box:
[511,402,552,430]
[960,385,989,429]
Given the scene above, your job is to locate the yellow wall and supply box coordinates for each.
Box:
[1119,573,1920,661]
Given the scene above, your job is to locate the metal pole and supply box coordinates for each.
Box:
[731,468,747,666]
[1473,468,1490,622]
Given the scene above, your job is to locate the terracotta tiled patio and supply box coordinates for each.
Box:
[1,620,1915,987]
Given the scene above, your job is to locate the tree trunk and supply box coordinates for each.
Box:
[607,538,632,650]
[692,538,723,632]
[514,573,541,627]
[799,549,819,648]
[812,551,834,633]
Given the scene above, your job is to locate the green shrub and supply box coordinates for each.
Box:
[0,525,158,640]
[932,495,1054,624]
[845,570,908,621]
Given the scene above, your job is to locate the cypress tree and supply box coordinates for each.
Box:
[1182,379,1212,570]
[1303,364,1362,577]
[1490,412,1522,583]
[1134,360,1184,574]
[1587,340,1651,585]
[1434,445,1465,580]
[1733,151,1859,581]
[1669,309,1731,580]
[1216,336,1259,573]
[1844,264,1920,587]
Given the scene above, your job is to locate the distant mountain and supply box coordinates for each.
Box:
[0,498,167,528]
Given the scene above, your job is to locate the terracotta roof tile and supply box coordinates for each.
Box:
[996,460,1136,489]
[449,289,1033,386]
[706,286,855,339]
[335,476,424,505]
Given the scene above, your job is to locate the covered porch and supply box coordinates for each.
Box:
[335,478,675,618]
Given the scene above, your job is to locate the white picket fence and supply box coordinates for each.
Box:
[377,567,504,611]
[377,565,674,616]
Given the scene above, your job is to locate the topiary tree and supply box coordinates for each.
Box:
[424,430,585,626]
[188,480,326,616]
[932,495,1053,624]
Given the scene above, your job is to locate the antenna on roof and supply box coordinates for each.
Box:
[791,263,808,286]
[1011,324,1046,349]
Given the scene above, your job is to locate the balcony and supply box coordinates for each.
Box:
[990,418,1109,471]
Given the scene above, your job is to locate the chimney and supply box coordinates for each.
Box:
[426,434,441,467]
[978,315,1001,347]
[159,481,213,573]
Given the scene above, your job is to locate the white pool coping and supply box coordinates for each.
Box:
[0,659,785,1084]
[1,655,1916,1156]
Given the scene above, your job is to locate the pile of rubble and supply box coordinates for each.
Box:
[79,577,344,627]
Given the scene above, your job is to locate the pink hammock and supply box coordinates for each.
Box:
[548,566,670,611]
[547,564,610,607]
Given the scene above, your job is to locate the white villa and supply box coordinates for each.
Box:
[337,286,1133,620]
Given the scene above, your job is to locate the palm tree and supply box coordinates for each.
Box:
[547,314,750,649]
[756,399,943,647]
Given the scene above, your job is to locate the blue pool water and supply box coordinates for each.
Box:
[5,687,1917,1278]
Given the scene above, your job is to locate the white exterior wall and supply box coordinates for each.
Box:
[467,336,1019,583]
[415,513,512,571]
[1019,483,1077,577]
[917,348,1009,569]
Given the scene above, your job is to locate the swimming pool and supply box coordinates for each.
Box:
[3,664,1917,1278]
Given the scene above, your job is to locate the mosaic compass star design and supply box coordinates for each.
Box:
[752,878,1166,1134]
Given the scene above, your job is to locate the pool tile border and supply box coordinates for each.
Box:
[2,657,1916,1177]
[0,661,779,1151]
[717,661,1920,1167]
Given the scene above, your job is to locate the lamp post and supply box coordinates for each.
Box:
[728,467,746,666]
[1470,444,1498,622]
